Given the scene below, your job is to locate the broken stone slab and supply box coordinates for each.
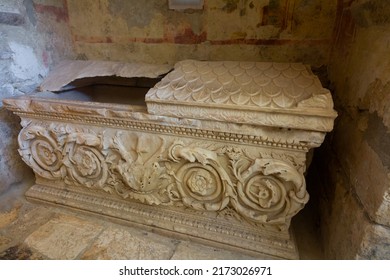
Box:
[39,60,172,92]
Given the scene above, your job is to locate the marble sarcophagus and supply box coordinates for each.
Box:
[3,60,337,259]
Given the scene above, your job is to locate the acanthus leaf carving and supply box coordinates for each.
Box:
[17,121,309,229]
[169,141,218,164]
[108,132,175,205]
[230,157,308,229]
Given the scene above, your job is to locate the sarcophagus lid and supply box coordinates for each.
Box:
[146,60,337,132]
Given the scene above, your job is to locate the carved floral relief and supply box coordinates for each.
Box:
[18,120,309,229]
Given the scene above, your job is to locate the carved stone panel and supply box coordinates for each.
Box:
[18,119,308,232]
[3,59,337,259]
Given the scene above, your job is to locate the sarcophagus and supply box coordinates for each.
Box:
[3,60,337,259]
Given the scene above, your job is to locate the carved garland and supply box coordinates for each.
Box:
[18,122,308,228]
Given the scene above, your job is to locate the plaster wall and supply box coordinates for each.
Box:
[66,0,337,66]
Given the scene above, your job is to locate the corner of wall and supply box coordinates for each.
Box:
[320,0,390,259]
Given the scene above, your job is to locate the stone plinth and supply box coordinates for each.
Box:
[3,60,337,259]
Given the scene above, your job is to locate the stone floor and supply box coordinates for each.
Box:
[0,180,323,260]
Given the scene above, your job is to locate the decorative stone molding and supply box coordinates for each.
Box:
[17,120,307,231]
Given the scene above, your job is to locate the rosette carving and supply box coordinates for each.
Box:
[63,133,108,188]
[108,132,174,205]
[18,124,64,179]
[168,142,233,211]
[231,158,309,227]
[17,121,311,229]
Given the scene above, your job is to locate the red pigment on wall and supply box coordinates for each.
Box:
[34,3,68,22]
[174,28,207,44]
[42,50,49,68]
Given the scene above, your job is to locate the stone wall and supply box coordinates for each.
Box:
[320,0,390,259]
[66,0,337,66]
[0,0,73,199]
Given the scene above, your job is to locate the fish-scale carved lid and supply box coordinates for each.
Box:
[146,60,337,131]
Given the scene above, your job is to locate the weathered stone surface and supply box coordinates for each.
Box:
[0,0,74,201]
[3,58,335,259]
[1,203,55,242]
[315,142,362,259]
[0,203,21,229]
[81,226,177,260]
[74,41,332,67]
[317,141,390,259]
[0,244,45,260]
[325,4,390,258]
[66,0,337,66]
[25,215,103,259]
[364,79,390,133]
[351,0,390,27]
[169,0,204,10]
[357,223,390,259]
[331,112,390,227]
[146,60,337,131]
[0,108,32,195]
[170,241,259,260]
[329,190,390,260]
[0,235,12,249]
[330,25,390,112]
[0,11,25,26]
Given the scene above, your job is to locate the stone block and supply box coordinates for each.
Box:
[0,203,21,229]
[81,226,177,260]
[1,203,55,242]
[353,141,390,226]
[357,222,390,259]
[170,241,259,260]
[332,112,390,227]
[319,148,390,259]
[25,214,103,259]
[0,244,45,260]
